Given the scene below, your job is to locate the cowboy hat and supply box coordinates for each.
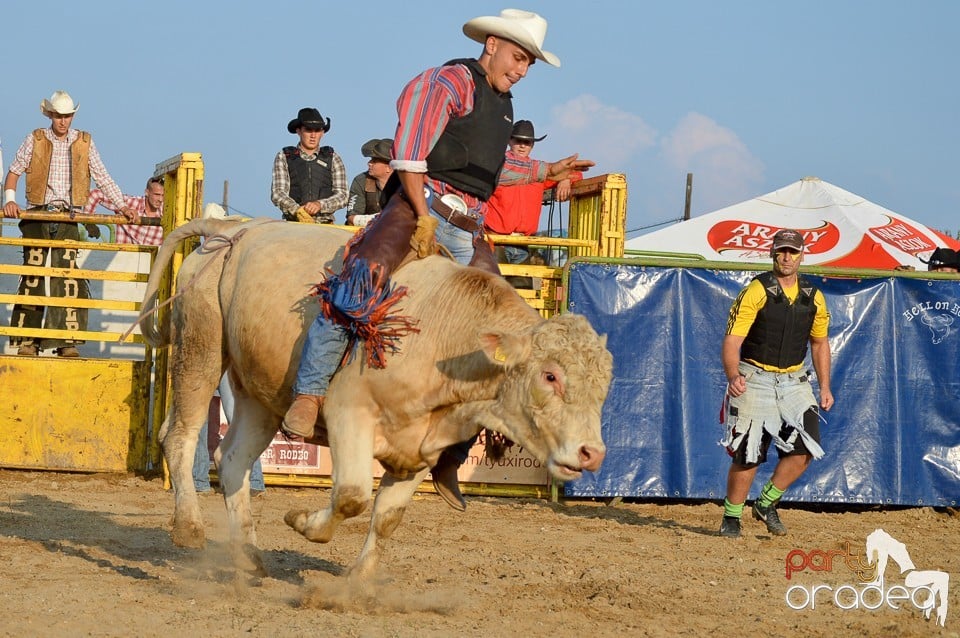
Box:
[40,90,79,116]
[287,107,331,134]
[463,9,560,67]
[511,120,546,142]
[361,138,393,161]
[920,247,959,271]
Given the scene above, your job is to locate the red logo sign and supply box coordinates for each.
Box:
[707,221,840,255]
[869,217,936,255]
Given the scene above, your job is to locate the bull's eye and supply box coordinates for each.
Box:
[545,373,556,383]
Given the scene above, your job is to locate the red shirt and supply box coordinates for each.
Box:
[484,151,581,235]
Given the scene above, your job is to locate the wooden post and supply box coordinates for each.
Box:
[684,173,693,220]
[222,180,229,212]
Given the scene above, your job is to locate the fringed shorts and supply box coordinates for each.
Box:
[720,361,825,468]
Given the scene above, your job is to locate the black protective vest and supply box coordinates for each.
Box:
[740,271,818,369]
[283,146,334,204]
[425,58,513,201]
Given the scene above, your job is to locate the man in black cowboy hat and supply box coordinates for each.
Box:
[270,107,348,223]
[485,119,582,268]
[922,247,959,273]
[345,138,394,227]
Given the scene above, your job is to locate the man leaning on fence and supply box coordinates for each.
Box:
[2,90,136,357]
[82,176,165,246]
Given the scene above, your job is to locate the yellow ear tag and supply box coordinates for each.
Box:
[494,346,507,363]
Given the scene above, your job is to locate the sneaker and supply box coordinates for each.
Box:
[17,344,39,356]
[56,346,80,358]
[719,516,742,538]
[752,501,788,535]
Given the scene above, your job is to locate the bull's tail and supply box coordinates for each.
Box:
[136,217,253,347]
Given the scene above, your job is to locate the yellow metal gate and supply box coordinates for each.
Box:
[0,153,203,473]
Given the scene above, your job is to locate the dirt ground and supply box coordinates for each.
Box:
[0,470,956,638]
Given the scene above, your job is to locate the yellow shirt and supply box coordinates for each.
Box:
[726,278,830,372]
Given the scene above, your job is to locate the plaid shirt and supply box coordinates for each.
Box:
[270,147,348,222]
[8,128,125,209]
[82,190,164,245]
[392,62,546,217]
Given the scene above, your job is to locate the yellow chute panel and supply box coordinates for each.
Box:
[0,357,150,472]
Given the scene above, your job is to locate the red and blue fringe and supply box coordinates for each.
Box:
[314,257,420,369]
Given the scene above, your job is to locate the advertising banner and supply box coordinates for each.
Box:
[565,261,960,506]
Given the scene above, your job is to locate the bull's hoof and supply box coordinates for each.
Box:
[284,509,310,535]
[171,522,206,549]
[235,543,268,578]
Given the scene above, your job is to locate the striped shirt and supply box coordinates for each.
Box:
[392,63,547,217]
[7,128,125,209]
[270,147,349,222]
[82,190,164,245]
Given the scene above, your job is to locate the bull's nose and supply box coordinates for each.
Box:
[579,445,605,472]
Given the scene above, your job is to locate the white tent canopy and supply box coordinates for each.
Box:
[626,177,958,269]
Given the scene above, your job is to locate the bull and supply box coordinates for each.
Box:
[137,217,612,578]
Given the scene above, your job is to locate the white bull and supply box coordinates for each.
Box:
[139,217,613,577]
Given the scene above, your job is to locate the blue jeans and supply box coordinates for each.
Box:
[193,373,265,492]
[430,210,475,265]
[293,316,351,397]
[293,217,476,399]
[502,245,530,265]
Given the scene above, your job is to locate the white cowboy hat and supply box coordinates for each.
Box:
[40,90,79,116]
[463,9,560,67]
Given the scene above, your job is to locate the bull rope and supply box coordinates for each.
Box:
[118,229,250,343]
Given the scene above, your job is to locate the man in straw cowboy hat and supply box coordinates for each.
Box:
[3,90,137,357]
[281,8,593,512]
[271,106,348,223]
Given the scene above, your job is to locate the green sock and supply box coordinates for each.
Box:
[723,498,744,519]
[757,481,785,508]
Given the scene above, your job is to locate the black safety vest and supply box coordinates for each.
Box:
[740,271,818,369]
[425,58,513,201]
[283,146,334,205]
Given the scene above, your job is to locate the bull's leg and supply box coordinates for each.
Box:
[347,467,431,579]
[215,396,277,577]
[161,370,220,549]
[284,413,376,544]
[161,304,223,550]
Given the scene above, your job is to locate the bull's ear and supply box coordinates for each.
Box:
[478,330,530,368]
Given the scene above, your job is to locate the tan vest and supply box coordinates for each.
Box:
[25,128,92,207]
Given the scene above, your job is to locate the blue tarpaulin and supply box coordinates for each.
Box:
[565,261,960,506]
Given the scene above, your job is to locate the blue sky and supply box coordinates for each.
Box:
[3,1,958,239]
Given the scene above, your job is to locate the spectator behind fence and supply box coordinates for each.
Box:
[82,177,164,245]
[3,90,137,357]
[271,107,348,223]
[345,138,393,227]
[921,247,959,273]
[484,119,582,264]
